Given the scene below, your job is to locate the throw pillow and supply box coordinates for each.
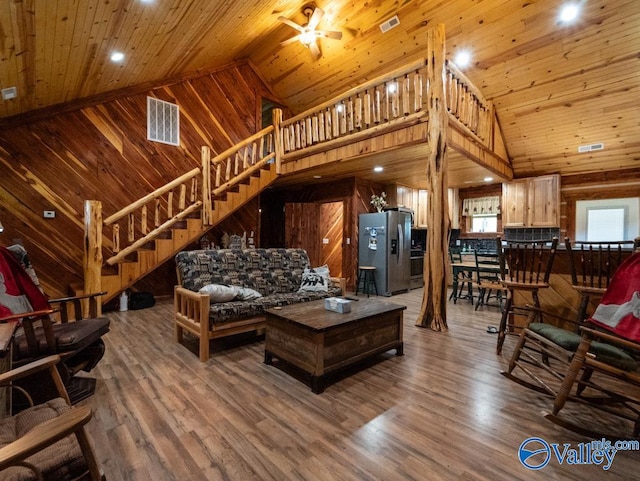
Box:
[234,286,263,301]
[198,284,237,302]
[298,265,330,293]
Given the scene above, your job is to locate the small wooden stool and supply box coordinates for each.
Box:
[356,266,378,297]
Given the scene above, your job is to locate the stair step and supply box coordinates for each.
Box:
[173,220,187,229]
[140,240,156,250]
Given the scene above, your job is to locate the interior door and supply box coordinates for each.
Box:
[320,202,343,277]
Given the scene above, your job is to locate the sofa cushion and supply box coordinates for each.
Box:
[198,284,237,302]
[175,248,312,295]
[298,265,330,293]
[0,397,87,480]
[208,286,342,326]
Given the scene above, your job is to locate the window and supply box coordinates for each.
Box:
[471,214,498,233]
[576,198,640,241]
[147,97,179,146]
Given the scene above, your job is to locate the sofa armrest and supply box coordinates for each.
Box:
[330,277,346,295]
[174,286,212,362]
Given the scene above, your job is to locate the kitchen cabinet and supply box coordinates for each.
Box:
[416,189,428,228]
[397,185,429,228]
[502,174,560,227]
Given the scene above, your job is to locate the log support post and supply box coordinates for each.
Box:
[416,24,450,331]
[273,108,284,175]
[84,200,103,316]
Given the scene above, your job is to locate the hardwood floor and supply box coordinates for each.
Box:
[82,290,638,481]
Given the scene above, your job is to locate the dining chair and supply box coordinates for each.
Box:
[472,251,505,311]
[565,237,635,324]
[449,248,474,304]
[495,236,558,354]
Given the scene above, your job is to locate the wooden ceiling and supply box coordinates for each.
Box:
[1,0,638,189]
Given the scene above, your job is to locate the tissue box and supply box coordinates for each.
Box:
[324,297,351,313]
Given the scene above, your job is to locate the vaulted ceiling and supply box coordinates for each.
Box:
[1,0,638,189]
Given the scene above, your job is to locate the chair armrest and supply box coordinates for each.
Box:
[0,405,92,470]
[580,326,640,352]
[523,305,582,329]
[0,309,56,323]
[47,291,107,304]
[329,277,346,295]
[0,355,61,385]
[47,292,107,323]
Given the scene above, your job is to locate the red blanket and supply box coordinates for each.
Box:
[589,251,640,342]
[0,246,50,318]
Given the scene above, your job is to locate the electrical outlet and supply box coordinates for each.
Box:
[43,210,56,218]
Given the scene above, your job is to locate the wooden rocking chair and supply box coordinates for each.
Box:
[503,249,640,438]
[0,245,110,405]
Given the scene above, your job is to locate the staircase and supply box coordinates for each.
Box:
[97,153,279,305]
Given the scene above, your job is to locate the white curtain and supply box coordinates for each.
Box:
[462,196,501,216]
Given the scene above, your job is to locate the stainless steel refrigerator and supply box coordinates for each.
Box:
[358,210,412,296]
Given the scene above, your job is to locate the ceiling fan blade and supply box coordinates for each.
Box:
[309,40,321,60]
[307,7,324,30]
[280,35,302,47]
[317,30,343,40]
[278,16,303,32]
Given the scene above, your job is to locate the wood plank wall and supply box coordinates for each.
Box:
[0,62,277,298]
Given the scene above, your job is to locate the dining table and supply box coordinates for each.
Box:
[450,252,502,304]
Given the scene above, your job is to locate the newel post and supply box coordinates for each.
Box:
[84,200,103,316]
[202,146,212,226]
[272,108,284,175]
[416,23,450,331]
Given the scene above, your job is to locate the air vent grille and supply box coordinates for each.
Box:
[578,142,604,153]
[147,97,180,146]
[379,15,400,33]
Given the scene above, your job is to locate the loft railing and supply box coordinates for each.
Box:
[446,60,494,148]
[280,59,428,160]
[83,49,495,305]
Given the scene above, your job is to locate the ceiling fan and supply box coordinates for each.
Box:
[278,5,343,60]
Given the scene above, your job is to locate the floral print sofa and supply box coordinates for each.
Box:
[174,248,345,361]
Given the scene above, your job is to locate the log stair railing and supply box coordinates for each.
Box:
[83,47,510,310]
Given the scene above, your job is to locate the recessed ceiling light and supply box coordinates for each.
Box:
[559,3,580,23]
[373,166,384,173]
[313,175,322,179]
[453,50,472,69]
[484,177,493,182]
[110,51,125,62]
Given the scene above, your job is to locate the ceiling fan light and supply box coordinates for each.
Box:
[299,30,316,46]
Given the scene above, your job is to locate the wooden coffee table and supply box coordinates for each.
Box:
[264,298,405,393]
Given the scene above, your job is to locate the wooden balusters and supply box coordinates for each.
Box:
[179,184,186,211]
[112,225,120,253]
[154,199,161,228]
[364,90,371,126]
[374,88,381,123]
[128,213,135,243]
[141,205,148,235]
[402,76,410,115]
[414,72,423,112]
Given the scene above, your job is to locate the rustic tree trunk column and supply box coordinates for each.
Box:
[416,24,450,331]
[84,200,103,316]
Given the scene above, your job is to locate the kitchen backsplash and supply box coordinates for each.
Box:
[503,227,560,241]
[449,227,561,253]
